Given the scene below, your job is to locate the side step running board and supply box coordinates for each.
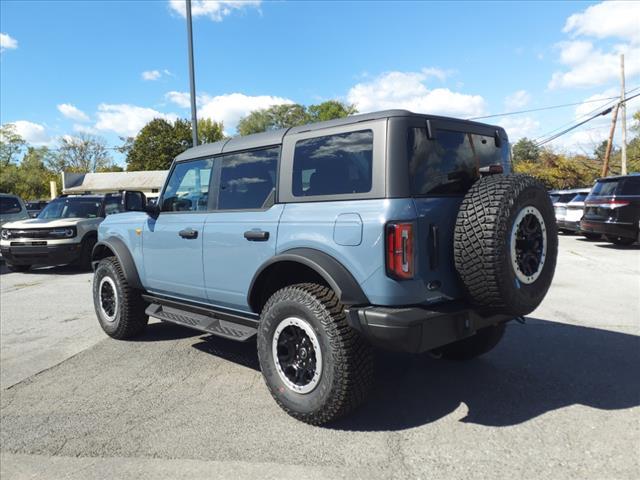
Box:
[143,298,257,342]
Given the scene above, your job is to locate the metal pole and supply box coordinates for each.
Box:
[186,0,198,147]
[602,103,620,177]
[620,54,627,176]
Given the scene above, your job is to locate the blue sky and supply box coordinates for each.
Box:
[1,0,639,165]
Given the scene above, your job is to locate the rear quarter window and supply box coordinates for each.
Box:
[619,177,640,195]
[292,130,373,197]
[408,128,508,196]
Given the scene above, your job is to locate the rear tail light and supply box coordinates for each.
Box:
[585,199,630,209]
[386,222,414,280]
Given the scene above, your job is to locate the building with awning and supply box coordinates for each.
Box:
[61,170,168,198]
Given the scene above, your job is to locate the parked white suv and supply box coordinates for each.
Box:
[0,193,29,228]
[0,193,125,272]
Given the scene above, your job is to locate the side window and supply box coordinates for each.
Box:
[292,130,373,197]
[161,158,213,212]
[408,128,505,196]
[620,177,640,195]
[218,147,279,210]
[103,195,124,216]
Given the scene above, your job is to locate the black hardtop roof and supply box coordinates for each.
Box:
[175,109,506,162]
[595,172,640,182]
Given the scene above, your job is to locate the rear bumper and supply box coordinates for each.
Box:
[580,219,638,240]
[558,219,581,231]
[345,303,512,353]
[0,243,82,266]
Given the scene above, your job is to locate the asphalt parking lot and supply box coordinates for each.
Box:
[1,234,639,480]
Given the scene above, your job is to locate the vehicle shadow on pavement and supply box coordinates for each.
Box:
[179,318,640,431]
[0,264,90,276]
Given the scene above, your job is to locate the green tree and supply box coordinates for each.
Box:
[237,104,309,136]
[50,134,115,173]
[0,123,26,167]
[126,118,192,171]
[236,100,357,136]
[512,137,541,164]
[307,100,357,123]
[0,146,58,200]
[198,118,225,144]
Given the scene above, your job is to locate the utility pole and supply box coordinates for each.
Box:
[620,54,627,175]
[186,0,198,147]
[602,102,620,177]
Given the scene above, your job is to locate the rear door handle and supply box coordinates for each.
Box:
[179,228,198,239]
[244,230,269,241]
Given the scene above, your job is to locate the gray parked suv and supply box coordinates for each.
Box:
[91,110,558,424]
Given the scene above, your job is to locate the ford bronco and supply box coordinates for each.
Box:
[1,193,130,272]
[91,110,557,425]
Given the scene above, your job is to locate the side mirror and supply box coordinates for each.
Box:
[145,200,160,217]
[121,190,146,212]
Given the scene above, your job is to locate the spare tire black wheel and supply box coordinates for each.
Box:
[454,174,558,316]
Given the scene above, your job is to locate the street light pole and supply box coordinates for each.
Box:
[186,0,198,147]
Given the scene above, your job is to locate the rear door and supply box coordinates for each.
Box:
[406,119,511,300]
[202,147,282,312]
[143,158,213,302]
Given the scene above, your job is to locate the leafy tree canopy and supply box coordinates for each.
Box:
[125,118,224,171]
[512,137,541,164]
[237,100,357,136]
[0,123,26,167]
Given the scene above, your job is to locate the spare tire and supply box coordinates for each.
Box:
[454,174,557,316]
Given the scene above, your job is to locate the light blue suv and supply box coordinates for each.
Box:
[92,110,557,424]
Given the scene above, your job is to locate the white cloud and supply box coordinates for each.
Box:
[57,103,90,122]
[199,93,294,132]
[495,116,540,141]
[504,90,531,110]
[564,1,640,44]
[165,91,192,108]
[549,1,640,89]
[346,70,487,118]
[142,70,162,81]
[0,33,18,52]
[94,104,178,137]
[168,0,261,22]
[11,121,51,146]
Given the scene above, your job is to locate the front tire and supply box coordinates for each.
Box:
[93,256,148,339]
[437,324,506,361]
[257,283,373,425]
[6,264,30,272]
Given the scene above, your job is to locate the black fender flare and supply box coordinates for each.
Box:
[248,248,369,309]
[91,236,143,290]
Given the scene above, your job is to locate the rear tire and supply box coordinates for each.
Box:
[257,283,374,425]
[6,264,30,272]
[93,256,148,339]
[437,324,506,361]
[605,235,635,246]
[582,232,601,240]
[454,174,558,316]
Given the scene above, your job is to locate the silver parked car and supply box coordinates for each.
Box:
[0,193,29,228]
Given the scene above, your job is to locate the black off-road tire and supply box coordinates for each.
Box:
[6,264,30,273]
[438,323,506,361]
[605,235,635,246]
[93,256,148,339]
[77,235,97,270]
[454,174,558,316]
[257,283,374,425]
[582,232,601,241]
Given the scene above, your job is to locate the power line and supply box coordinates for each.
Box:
[467,96,619,120]
[533,87,640,143]
[535,92,640,147]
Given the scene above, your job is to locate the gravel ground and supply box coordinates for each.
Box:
[1,234,638,479]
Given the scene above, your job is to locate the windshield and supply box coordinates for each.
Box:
[38,197,101,219]
[0,197,23,214]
